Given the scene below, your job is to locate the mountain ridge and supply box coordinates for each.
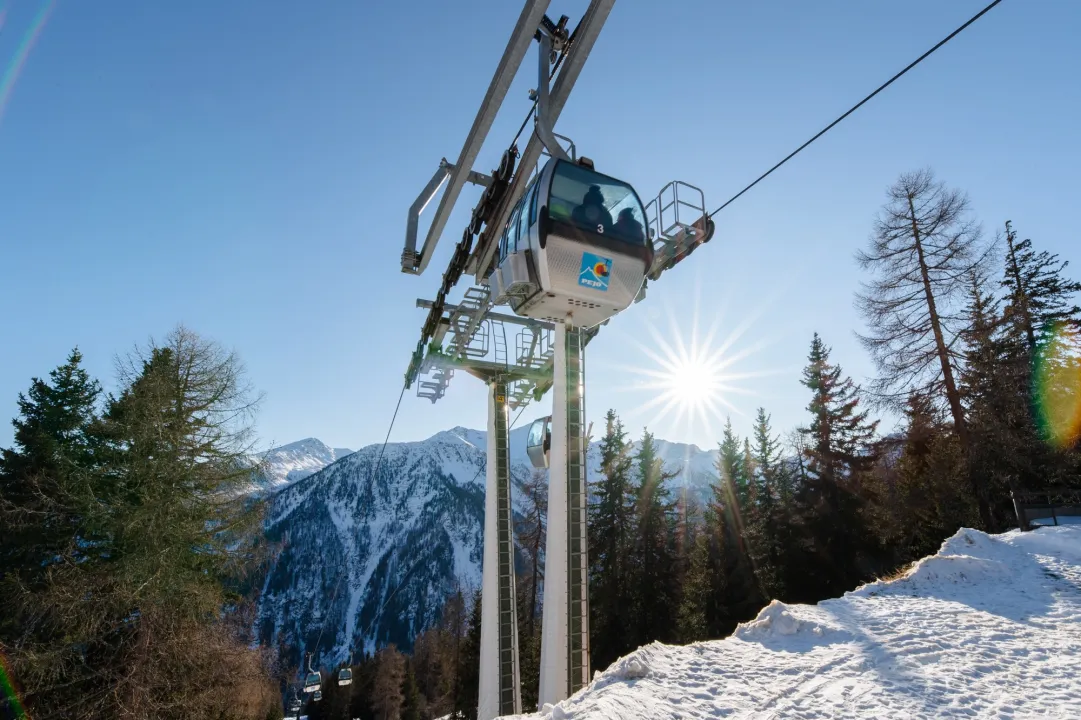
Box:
[255,425,719,669]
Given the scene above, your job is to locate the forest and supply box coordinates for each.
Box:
[2,169,1079,719]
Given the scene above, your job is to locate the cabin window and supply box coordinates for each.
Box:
[547,161,648,246]
[507,201,524,254]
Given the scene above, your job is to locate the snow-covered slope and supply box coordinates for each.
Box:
[510,525,1081,719]
[255,438,353,490]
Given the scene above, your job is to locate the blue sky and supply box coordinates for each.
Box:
[1,0,1078,454]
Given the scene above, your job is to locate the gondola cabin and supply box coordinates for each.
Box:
[313,690,323,702]
[526,416,552,469]
[338,667,353,686]
[492,158,653,327]
[303,672,320,693]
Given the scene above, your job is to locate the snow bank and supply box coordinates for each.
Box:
[509,526,1081,719]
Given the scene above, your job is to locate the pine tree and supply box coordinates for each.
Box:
[587,410,636,671]
[796,333,881,598]
[628,429,679,648]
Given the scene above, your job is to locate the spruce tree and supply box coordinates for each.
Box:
[796,333,881,598]
[707,419,765,632]
[1000,221,1081,462]
[587,410,635,671]
[628,429,679,648]
[0,348,102,577]
[1002,220,1081,349]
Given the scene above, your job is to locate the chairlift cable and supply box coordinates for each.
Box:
[707,0,1004,219]
[306,384,406,672]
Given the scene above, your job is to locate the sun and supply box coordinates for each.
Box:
[665,353,723,409]
[604,288,784,444]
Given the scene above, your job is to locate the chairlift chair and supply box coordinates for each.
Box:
[491,157,653,328]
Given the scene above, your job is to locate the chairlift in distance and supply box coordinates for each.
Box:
[302,652,320,693]
[526,416,552,469]
[491,157,654,328]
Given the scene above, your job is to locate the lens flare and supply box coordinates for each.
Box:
[1033,322,1081,449]
[0,653,30,719]
[0,0,56,128]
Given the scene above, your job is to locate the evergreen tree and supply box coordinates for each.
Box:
[707,419,765,633]
[748,408,787,599]
[400,662,421,720]
[453,590,482,719]
[675,528,711,643]
[1002,220,1081,349]
[959,267,1040,527]
[0,348,102,578]
[751,408,782,507]
[628,429,679,648]
[587,410,636,671]
[795,333,881,598]
[1000,221,1081,462]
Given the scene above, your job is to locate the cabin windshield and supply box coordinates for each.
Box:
[548,162,647,246]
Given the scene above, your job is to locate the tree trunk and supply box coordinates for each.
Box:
[908,196,991,529]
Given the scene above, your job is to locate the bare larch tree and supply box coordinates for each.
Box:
[856,169,992,524]
[856,169,989,436]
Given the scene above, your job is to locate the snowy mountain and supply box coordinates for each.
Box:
[254,438,353,490]
[255,425,717,669]
[508,525,1081,719]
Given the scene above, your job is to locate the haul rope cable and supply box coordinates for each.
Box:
[708,0,1003,218]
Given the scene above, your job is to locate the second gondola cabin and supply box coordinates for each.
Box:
[491,157,653,327]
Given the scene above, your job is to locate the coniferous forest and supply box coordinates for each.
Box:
[2,170,1079,719]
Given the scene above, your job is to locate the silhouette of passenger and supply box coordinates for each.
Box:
[571,184,613,233]
[614,207,645,243]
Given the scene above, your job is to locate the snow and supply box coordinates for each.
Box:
[509,525,1081,719]
[256,437,352,489]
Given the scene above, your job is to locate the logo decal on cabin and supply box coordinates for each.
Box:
[578,252,612,291]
